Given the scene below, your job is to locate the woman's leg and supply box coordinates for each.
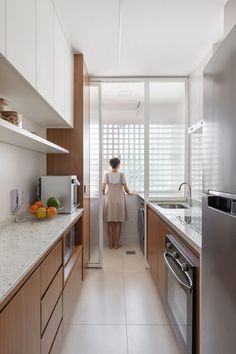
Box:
[108,222,114,249]
[114,222,121,249]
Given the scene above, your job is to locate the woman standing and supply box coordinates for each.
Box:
[103,157,131,249]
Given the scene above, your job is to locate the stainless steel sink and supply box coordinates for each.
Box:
[155,203,189,209]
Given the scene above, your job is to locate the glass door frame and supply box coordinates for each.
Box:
[89,81,103,268]
[90,77,189,265]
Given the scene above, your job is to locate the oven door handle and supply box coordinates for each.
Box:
[164,251,193,291]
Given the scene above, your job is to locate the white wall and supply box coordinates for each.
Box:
[0,121,46,223]
[103,194,140,247]
[224,0,236,36]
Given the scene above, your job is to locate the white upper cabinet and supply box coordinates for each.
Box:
[36,0,53,105]
[53,10,65,118]
[0,0,5,55]
[6,0,36,87]
[64,40,74,127]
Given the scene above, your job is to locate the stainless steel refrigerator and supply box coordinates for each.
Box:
[202,24,236,354]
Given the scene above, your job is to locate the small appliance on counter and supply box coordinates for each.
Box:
[39,176,80,214]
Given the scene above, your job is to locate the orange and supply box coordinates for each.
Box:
[34,201,44,208]
[29,204,38,214]
[46,207,57,218]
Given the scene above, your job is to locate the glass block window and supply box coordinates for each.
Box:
[102,123,144,192]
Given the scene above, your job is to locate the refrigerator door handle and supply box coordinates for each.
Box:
[164,251,193,291]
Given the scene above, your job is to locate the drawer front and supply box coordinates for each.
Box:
[41,240,63,297]
[41,268,63,332]
[50,320,63,354]
[63,251,82,336]
[41,296,62,354]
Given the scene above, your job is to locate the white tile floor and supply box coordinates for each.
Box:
[60,245,181,354]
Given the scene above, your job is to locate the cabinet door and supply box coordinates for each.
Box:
[64,41,74,127]
[0,0,5,55]
[36,0,53,105]
[53,10,65,117]
[6,0,36,87]
[147,207,158,283]
[157,219,167,301]
[0,269,40,354]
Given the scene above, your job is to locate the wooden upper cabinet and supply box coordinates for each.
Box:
[0,269,41,354]
[0,0,5,55]
[36,0,54,105]
[6,0,36,87]
[53,10,65,118]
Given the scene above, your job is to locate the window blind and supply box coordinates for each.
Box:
[149,123,185,194]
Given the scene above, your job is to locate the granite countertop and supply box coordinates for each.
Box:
[0,208,83,307]
[147,201,201,254]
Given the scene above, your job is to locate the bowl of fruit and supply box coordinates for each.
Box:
[29,197,61,220]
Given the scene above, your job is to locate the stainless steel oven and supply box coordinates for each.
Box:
[164,235,196,354]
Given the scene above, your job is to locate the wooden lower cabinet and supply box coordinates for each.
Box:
[63,248,82,336]
[41,296,62,354]
[50,321,63,354]
[0,269,41,354]
[147,207,166,301]
[0,217,83,354]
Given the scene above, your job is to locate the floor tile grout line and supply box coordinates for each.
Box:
[122,248,129,354]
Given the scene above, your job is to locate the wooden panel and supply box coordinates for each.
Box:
[41,296,62,354]
[41,240,63,297]
[0,269,40,354]
[63,249,82,337]
[41,268,63,332]
[50,320,63,354]
[47,54,90,275]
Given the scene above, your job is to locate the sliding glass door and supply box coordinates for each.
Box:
[89,78,188,265]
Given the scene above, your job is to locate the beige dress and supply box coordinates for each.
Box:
[103,172,128,222]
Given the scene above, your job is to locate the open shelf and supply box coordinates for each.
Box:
[0,118,69,154]
[64,244,82,284]
[0,54,71,128]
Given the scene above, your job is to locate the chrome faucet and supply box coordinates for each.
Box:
[178,182,192,206]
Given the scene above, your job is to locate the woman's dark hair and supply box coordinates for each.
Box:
[109,157,120,169]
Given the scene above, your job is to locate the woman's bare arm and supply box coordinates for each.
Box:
[123,183,132,195]
[102,183,107,195]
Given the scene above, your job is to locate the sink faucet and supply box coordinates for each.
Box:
[178,182,192,206]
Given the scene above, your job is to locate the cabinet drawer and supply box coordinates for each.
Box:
[41,240,62,297]
[41,296,62,354]
[63,250,82,336]
[50,320,63,354]
[41,268,63,332]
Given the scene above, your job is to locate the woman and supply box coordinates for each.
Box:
[103,157,131,249]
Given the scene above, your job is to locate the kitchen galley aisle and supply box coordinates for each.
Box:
[60,244,181,354]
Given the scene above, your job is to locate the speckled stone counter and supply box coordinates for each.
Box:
[147,201,201,254]
[0,208,83,309]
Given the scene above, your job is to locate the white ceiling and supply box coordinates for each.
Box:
[54,0,227,77]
